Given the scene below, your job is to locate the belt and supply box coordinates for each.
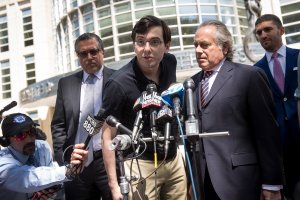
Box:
[93,150,102,160]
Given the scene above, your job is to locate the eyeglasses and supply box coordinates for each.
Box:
[12,127,37,141]
[135,38,163,48]
[77,48,100,58]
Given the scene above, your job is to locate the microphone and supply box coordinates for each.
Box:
[106,115,133,135]
[109,134,132,151]
[161,83,185,116]
[183,78,200,136]
[0,101,17,115]
[142,84,162,135]
[82,108,106,149]
[156,104,173,156]
[132,92,146,143]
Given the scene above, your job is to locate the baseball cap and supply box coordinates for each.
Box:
[1,113,39,138]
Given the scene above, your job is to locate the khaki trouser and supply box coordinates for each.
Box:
[125,149,187,200]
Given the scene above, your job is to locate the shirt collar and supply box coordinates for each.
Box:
[8,145,29,165]
[266,45,286,63]
[83,66,104,82]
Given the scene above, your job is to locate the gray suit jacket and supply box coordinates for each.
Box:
[191,60,284,200]
[51,67,115,165]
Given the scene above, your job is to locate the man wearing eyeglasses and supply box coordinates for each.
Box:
[51,33,115,200]
[0,113,88,200]
[101,15,187,200]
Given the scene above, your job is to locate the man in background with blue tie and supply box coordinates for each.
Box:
[255,14,300,200]
[51,33,114,200]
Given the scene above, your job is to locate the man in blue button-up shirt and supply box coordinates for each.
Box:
[0,113,87,200]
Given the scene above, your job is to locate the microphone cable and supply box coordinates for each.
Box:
[176,115,197,200]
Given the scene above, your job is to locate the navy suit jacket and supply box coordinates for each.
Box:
[51,67,115,165]
[191,60,283,200]
[255,47,300,147]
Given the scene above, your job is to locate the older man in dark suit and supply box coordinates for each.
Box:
[191,20,284,200]
[255,14,300,199]
[51,33,114,200]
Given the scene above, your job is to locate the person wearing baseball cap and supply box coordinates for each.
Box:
[0,113,88,200]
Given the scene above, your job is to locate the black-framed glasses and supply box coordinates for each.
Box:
[77,48,100,58]
[135,38,163,48]
[12,127,37,141]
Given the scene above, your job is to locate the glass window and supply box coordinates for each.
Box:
[178,0,196,3]
[103,38,113,47]
[155,0,175,6]
[0,38,8,45]
[0,23,7,29]
[119,34,132,43]
[114,2,131,13]
[201,15,218,22]
[26,71,36,77]
[99,17,111,27]
[220,6,234,15]
[237,8,247,17]
[22,8,31,16]
[100,27,113,38]
[120,44,133,54]
[116,13,132,24]
[2,84,11,91]
[118,23,132,34]
[23,24,32,31]
[23,16,32,23]
[182,26,197,35]
[183,37,194,46]
[285,24,300,35]
[2,76,10,83]
[1,46,9,52]
[236,0,245,6]
[200,0,216,2]
[180,16,199,24]
[26,63,35,70]
[1,68,10,75]
[219,0,233,4]
[164,17,177,26]
[134,0,152,9]
[24,32,33,39]
[95,0,110,7]
[170,27,179,36]
[105,48,115,58]
[0,15,7,23]
[221,16,235,25]
[70,0,77,9]
[171,37,180,46]
[3,92,11,99]
[282,13,300,24]
[135,9,153,19]
[156,6,176,16]
[239,17,248,26]
[200,5,217,14]
[281,2,300,13]
[97,7,111,18]
[286,34,300,44]
[226,26,237,34]
[179,6,197,14]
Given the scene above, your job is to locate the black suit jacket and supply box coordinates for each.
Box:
[191,60,284,200]
[51,67,115,165]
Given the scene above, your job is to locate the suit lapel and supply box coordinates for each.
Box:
[204,60,233,106]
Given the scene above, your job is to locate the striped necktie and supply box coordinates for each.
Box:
[272,52,284,93]
[200,71,213,107]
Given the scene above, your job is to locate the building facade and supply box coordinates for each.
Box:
[0,0,299,142]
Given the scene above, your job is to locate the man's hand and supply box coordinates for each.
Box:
[260,189,281,200]
[66,143,88,179]
[111,186,123,200]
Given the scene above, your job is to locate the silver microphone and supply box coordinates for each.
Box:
[109,134,132,151]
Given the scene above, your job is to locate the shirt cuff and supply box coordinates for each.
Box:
[262,184,283,191]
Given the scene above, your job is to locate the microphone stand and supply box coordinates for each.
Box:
[117,150,129,200]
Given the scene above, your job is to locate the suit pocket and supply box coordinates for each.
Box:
[231,153,257,166]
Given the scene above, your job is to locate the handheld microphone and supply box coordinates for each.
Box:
[156,104,173,156]
[183,78,200,136]
[106,115,133,135]
[143,84,162,136]
[161,83,185,116]
[132,92,146,143]
[109,134,132,151]
[0,101,17,115]
[82,108,106,149]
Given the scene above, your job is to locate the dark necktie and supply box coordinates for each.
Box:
[200,71,213,107]
[272,52,284,93]
[26,155,36,167]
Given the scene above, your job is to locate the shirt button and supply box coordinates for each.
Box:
[283,97,287,101]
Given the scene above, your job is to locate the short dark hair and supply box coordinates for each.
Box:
[197,20,233,61]
[74,33,104,53]
[131,15,171,45]
[255,14,283,28]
